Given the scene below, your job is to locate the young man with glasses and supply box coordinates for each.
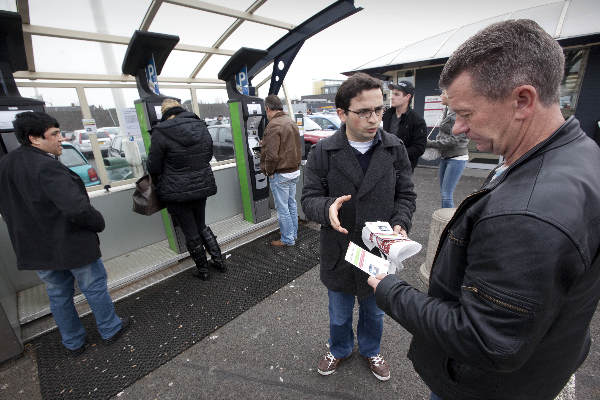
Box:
[382,80,427,170]
[301,72,416,381]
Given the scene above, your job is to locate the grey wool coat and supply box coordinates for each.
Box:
[301,126,417,298]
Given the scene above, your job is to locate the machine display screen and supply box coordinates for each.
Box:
[0,109,33,131]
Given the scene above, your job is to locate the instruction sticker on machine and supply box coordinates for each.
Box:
[345,241,390,277]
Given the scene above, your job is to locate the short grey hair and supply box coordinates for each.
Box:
[439,19,564,106]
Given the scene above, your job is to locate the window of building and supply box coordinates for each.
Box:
[560,48,588,119]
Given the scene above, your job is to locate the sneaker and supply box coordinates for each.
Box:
[270,240,294,247]
[317,351,350,376]
[65,343,86,357]
[103,316,130,345]
[364,354,390,381]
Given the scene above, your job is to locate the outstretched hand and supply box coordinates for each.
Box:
[329,194,352,234]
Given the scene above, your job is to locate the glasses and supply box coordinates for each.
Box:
[346,106,385,119]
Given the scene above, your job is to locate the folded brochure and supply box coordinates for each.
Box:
[345,241,390,277]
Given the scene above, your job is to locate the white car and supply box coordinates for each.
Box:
[308,113,341,130]
[73,129,112,157]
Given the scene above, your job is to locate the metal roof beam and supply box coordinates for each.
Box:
[139,0,164,31]
[21,24,235,56]
[190,0,267,78]
[164,0,295,30]
[13,71,223,84]
[16,0,35,72]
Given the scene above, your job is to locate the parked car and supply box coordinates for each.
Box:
[207,124,235,161]
[59,142,100,187]
[303,117,335,156]
[97,126,120,140]
[106,135,147,178]
[308,113,341,131]
[73,129,111,156]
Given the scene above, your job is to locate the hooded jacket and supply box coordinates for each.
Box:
[147,110,217,202]
[375,117,600,400]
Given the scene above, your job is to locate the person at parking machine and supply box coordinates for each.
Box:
[0,111,129,356]
[147,99,225,280]
[260,95,302,247]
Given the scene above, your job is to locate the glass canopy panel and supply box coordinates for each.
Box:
[220,21,287,52]
[256,0,332,25]
[388,31,453,65]
[150,2,235,47]
[561,0,599,38]
[0,1,16,12]
[31,36,109,75]
[196,54,231,80]
[436,15,506,58]
[160,50,203,78]
[28,0,151,36]
[509,3,563,37]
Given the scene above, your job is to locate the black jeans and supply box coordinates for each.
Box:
[166,198,207,247]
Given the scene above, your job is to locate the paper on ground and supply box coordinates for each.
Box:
[345,241,390,277]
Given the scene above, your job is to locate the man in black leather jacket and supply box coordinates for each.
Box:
[368,20,600,400]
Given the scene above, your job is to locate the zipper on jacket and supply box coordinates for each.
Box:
[462,285,531,315]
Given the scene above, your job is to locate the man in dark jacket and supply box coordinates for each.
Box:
[0,112,128,356]
[301,73,416,381]
[368,20,600,400]
[260,95,302,247]
[382,80,427,170]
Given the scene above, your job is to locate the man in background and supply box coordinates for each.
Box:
[260,95,302,247]
[382,80,427,170]
[0,112,129,356]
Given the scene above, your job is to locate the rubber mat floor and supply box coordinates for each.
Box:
[32,225,320,400]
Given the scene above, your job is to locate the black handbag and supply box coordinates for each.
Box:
[132,174,164,215]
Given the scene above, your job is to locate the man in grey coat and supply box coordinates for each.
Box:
[301,73,416,381]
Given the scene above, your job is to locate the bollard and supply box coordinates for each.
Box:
[419,208,456,286]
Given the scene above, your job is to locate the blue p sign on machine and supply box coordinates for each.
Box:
[146,54,160,95]
[235,65,249,95]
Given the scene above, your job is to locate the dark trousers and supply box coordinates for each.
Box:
[167,198,207,247]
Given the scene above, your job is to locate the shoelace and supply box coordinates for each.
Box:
[369,354,385,366]
[325,352,337,368]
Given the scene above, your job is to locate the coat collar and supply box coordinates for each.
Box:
[484,116,585,190]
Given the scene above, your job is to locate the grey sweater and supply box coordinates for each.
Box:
[427,107,469,159]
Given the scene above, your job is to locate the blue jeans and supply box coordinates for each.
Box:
[36,259,122,350]
[439,158,467,208]
[327,290,384,358]
[270,173,299,245]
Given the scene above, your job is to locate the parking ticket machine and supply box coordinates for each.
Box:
[122,30,188,253]
[0,11,45,160]
[218,48,271,224]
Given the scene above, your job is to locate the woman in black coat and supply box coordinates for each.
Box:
[147,99,225,280]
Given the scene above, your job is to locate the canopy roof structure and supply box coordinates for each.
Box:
[349,0,600,76]
[1,0,353,94]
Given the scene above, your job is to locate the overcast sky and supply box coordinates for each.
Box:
[2,0,557,106]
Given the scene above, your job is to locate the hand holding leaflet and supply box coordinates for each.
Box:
[362,221,422,273]
[345,241,390,277]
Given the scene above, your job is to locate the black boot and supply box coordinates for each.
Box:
[201,226,226,272]
[188,242,209,280]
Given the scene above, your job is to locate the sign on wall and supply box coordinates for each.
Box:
[423,95,444,128]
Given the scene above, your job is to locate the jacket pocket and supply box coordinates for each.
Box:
[444,357,501,393]
[319,228,342,271]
